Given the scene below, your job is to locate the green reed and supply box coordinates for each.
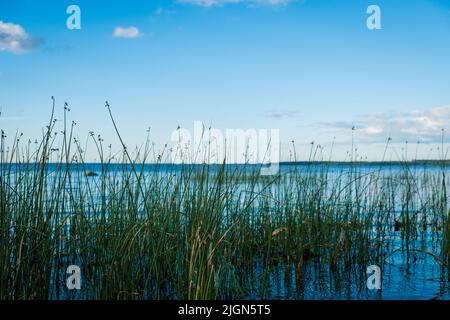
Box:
[0,101,449,300]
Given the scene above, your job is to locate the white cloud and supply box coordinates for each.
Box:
[264,110,298,119]
[177,0,295,7]
[320,105,450,143]
[178,0,238,6]
[112,26,142,39]
[153,7,176,16]
[0,21,43,54]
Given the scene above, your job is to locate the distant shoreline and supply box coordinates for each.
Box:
[3,160,450,166]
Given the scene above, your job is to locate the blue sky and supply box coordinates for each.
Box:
[1,0,450,162]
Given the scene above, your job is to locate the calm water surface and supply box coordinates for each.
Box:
[7,162,450,300]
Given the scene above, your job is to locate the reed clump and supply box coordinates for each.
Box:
[1,101,449,299]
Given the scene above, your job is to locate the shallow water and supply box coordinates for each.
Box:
[261,237,450,300]
[3,162,450,300]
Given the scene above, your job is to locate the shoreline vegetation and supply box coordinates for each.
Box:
[1,100,450,300]
[4,160,450,165]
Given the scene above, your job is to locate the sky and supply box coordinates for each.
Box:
[1,0,450,162]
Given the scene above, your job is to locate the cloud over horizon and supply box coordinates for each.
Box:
[320,105,450,143]
[177,0,295,7]
[0,21,43,54]
[264,110,298,119]
[112,26,142,39]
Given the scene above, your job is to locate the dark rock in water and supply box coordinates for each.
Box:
[85,171,98,177]
[394,220,402,232]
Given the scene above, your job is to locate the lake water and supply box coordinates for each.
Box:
[4,161,450,300]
